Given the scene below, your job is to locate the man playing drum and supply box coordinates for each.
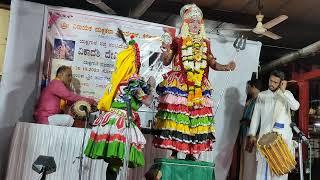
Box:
[34,65,96,126]
[247,70,300,180]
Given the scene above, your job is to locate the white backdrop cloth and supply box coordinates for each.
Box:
[6,122,169,180]
[0,1,45,178]
[207,33,261,180]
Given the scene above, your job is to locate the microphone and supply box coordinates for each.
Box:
[290,122,309,144]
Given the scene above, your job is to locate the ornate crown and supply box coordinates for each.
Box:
[180,4,203,20]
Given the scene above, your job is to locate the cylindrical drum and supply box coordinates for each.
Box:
[257,132,296,176]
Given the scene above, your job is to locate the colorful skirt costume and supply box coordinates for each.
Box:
[152,37,216,154]
[85,40,150,168]
[85,77,150,167]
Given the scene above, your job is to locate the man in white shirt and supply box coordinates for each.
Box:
[247,70,300,180]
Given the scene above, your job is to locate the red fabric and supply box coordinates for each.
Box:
[152,138,213,154]
[204,39,213,77]
[158,104,189,113]
[158,103,213,117]
[133,112,141,128]
[89,132,143,150]
[162,71,186,84]
[189,107,213,117]
[90,132,126,143]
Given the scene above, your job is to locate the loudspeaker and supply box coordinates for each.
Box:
[32,155,56,175]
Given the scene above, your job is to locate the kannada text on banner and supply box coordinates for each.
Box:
[40,7,176,100]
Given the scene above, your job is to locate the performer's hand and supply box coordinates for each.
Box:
[245,136,256,153]
[93,100,98,106]
[280,80,287,92]
[160,43,171,52]
[160,32,172,51]
[87,98,98,106]
[226,61,236,71]
[147,76,156,89]
[91,104,98,112]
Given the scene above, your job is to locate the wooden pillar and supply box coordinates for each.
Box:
[298,81,309,159]
[297,81,309,135]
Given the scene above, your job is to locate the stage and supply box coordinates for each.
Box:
[6,122,169,180]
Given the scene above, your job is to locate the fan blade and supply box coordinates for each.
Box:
[262,31,282,40]
[216,28,252,32]
[263,15,288,29]
[95,2,116,14]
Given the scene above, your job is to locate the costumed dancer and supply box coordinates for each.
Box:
[34,65,96,126]
[239,79,262,180]
[152,4,236,160]
[247,70,300,180]
[84,35,155,180]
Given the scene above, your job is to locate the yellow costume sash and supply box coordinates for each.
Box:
[97,45,138,111]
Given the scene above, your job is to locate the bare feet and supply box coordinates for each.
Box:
[185,154,197,161]
[169,150,178,159]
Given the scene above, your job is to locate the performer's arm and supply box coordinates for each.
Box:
[245,94,262,152]
[141,76,155,106]
[52,81,96,105]
[207,56,235,71]
[160,38,177,66]
[248,94,262,137]
[278,90,300,111]
[206,41,235,71]
[278,80,300,111]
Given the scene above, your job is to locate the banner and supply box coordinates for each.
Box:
[40,7,176,100]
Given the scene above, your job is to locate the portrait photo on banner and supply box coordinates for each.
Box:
[53,38,75,61]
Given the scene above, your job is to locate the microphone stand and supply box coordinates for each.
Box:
[291,123,312,180]
[297,134,312,180]
[120,95,133,180]
[78,106,89,180]
[308,143,312,180]
[298,135,304,180]
[40,167,47,180]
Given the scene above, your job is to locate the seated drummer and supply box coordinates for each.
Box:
[34,65,96,126]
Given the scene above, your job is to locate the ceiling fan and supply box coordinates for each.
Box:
[86,0,116,14]
[216,0,288,40]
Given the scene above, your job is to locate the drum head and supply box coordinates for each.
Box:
[258,132,279,146]
[72,100,91,118]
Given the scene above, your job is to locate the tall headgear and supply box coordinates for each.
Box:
[180,4,203,21]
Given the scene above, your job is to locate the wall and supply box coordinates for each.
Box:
[0,8,9,76]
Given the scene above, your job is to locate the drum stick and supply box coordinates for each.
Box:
[287,80,297,83]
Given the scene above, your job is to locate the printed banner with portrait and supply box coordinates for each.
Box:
[40,6,176,101]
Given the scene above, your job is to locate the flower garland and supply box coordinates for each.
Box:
[181,35,207,106]
[129,34,141,72]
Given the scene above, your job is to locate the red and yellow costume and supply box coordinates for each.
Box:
[152,4,216,154]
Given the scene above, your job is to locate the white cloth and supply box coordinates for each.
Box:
[6,122,169,180]
[248,89,300,180]
[48,114,74,126]
[239,137,257,180]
